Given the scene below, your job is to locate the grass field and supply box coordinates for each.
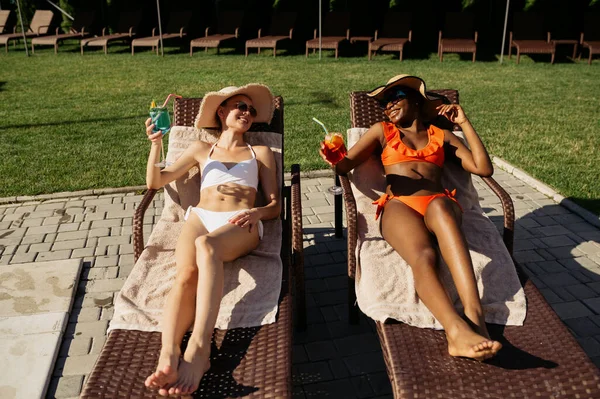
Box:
[0,44,599,214]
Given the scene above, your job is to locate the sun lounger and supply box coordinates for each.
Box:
[509,12,556,64]
[190,11,244,55]
[337,90,600,398]
[580,13,600,65]
[305,12,350,59]
[0,9,54,52]
[438,12,477,62]
[31,10,95,54]
[245,12,296,57]
[0,10,13,34]
[131,11,191,55]
[368,12,412,61]
[80,11,141,55]
[80,95,305,398]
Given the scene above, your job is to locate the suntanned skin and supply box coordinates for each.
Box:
[144,94,280,396]
[320,88,501,361]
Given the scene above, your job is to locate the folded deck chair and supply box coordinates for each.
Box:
[509,12,555,64]
[0,9,54,52]
[80,96,305,398]
[368,12,412,61]
[31,10,95,54]
[80,11,142,54]
[131,11,191,55]
[438,12,477,62]
[190,11,244,55]
[245,11,296,57]
[336,90,600,398]
[305,11,350,59]
[580,13,600,65]
[0,10,13,34]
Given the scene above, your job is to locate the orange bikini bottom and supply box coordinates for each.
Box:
[373,189,462,220]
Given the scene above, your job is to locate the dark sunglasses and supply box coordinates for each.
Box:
[379,89,408,108]
[234,101,257,118]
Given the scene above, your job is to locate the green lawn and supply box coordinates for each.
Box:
[0,44,599,215]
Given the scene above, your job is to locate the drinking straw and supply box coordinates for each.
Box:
[312,117,329,135]
[161,93,183,108]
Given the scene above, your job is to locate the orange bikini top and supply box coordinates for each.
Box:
[381,122,445,167]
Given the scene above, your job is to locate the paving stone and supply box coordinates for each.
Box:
[546,246,584,260]
[52,239,86,251]
[86,278,126,293]
[36,202,66,211]
[577,242,600,257]
[302,379,357,398]
[72,248,95,258]
[105,267,119,279]
[583,297,600,314]
[84,212,107,221]
[551,301,593,319]
[91,219,122,228]
[514,250,545,263]
[26,224,59,235]
[9,252,37,264]
[56,231,88,242]
[88,228,110,238]
[53,374,84,398]
[327,320,374,339]
[367,371,393,396]
[62,354,98,376]
[577,337,600,358]
[539,273,581,288]
[59,336,92,357]
[100,307,115,321]
[65,320,109,337]
[98,235,131,246]
[315,264,346,278]
[564,317,600,338]
[536,260,565,273]
[564,284,598,300]
[304,340,339,361]
[294,361,333,385]
[58,223,80,232]
[90,335,107,354]
[539,235,576,248]
[343,352,387,376]
[94,255,119,267]
[334,333,381,356]
[118,264,134,278]
[21,217,44,227]
[306,253,335,267]
[69,307,101,323]
[313,290,346,306]
[37,250,72,262]
[559,257,599,271]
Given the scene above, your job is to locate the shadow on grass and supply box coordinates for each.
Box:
[306,91,337,108]
[0,114,146,131]
[0,81,5,92]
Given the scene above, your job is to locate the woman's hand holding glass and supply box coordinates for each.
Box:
[145,118,164,144]
[319,133,347,167]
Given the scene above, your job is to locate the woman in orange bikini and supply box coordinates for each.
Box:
[320,74,502,361]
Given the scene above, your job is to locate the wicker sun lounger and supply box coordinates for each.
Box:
[31,10,95,54]
[580,13,600,65]
[438,12,477,62]
[305,12,350,59]
[0,9,54,52]
[368,12,412,61]
[245,12,296,57]
[190,11,244,56]
[131,11,191,55]
[336,90,600,398]
[80,96,305,398]
[0,10,13,34]
[80,11,141,54]
[509,12,556,64]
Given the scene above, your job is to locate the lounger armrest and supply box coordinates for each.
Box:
[474,31,478,43]
[481,176,515,255]
[234,27,239,38]
[289,28,293,39]
[290,164,306,330]
[580,32,584,44]
[438,30,442,50]
[346,29,350,40]
[408,29,412,42]
[151,27,157,36]
[313,28,317,39]
[257,28,262,38]
[509,31,513,44]
[338,174,358,280]
[37,25,51,35]
[179,27,185,37]
[132,188,158,262]
[205,27,210,37]
[102,27,107,36]
[547,32,551,42]
[128,26,135,36]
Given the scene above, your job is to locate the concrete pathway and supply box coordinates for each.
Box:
[0,167,599,398]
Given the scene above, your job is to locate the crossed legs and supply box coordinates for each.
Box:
[381,197,501,361]
[145,212,260,395]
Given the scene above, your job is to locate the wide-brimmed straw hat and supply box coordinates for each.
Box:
[194,83,274,129]
[367,74,447,120]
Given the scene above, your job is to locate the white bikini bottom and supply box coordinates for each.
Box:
[184,207,264,239]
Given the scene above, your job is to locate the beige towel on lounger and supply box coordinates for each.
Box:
[348,127,526,329]
[109,126,283,332]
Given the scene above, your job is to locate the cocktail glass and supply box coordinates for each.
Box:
[149,94,181,167]
[322,133,347,195]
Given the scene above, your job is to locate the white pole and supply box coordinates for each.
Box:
[45,0,74,20]
[319,0,322,60]
[16,0,29,56]
[500,0,510,63]
[156,0,164,56]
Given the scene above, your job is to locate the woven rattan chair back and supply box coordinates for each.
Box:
[443,12,475,39]
[381,12,411,38]
[269,11,297,36]
[29,10,54,35]
[512,12,546,40]
[164,11,192,34]
[216,10,244,35]
[115,10,142,34]
[583,12,600,41]
[322,11,350,37]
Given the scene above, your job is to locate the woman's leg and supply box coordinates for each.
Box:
[145,212,208,393]
[170,221,260,395]
[381,200,498,360]
[424,197,501,354]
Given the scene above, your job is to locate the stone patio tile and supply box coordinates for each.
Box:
[551,301,593,319]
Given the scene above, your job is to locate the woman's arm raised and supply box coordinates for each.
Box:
[437,104,494,177]
[319,123,384,175]
[145,118,206,189]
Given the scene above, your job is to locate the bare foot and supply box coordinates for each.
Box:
[464,308,491,339]
[167,341,211,396]
[145,347,180,392]
[446,320,502,361]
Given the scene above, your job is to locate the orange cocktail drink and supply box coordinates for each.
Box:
[323,133,347,165]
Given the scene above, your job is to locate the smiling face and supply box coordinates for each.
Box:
[217,94,256,132]
[381,87,422,126]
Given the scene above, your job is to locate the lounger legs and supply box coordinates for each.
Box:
[472,50,476,63]
[590,48,593,65]
[551,52,555,64]
[399,49,403,61]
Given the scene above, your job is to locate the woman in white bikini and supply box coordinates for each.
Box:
[143,84,280,396]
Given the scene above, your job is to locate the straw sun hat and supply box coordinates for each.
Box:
[194,83,275,129]
[367,74,448,119]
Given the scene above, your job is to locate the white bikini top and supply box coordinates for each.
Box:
[200,142,259,191]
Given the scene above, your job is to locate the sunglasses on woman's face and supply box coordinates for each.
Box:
[379,89,408,108]
[234,101,257,118]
